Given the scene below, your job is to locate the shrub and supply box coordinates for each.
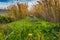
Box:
[0,16,14,23]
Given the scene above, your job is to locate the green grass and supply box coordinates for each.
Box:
[0,17,60,40]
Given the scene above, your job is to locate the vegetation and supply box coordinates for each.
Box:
[0,17,60,40]
[0,0,60,40]
[32,0,60,22]
[0,16,14,23]
[6,3,28,20]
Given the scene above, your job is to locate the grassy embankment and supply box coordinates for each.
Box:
[0,17,60,40]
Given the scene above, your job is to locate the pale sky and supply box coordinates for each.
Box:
[28,1,39,11]
[0,0,41,10]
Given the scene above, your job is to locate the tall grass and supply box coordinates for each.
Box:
[32,0,60,22]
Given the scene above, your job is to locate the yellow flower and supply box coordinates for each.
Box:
[28,33,32,37]
[0,33,2,35]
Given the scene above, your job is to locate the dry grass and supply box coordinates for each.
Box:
[31,0,60,22]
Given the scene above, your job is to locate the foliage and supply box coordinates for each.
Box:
[0,16,14,23]
[6,3,28,20]
[0,17,59,40]
[32,0,60,22]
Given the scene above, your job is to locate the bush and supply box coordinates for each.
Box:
[0,16,14,23]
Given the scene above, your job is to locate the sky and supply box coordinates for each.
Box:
[0,0,40,9]
[0,0,33,2]
[0,0,11,2]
